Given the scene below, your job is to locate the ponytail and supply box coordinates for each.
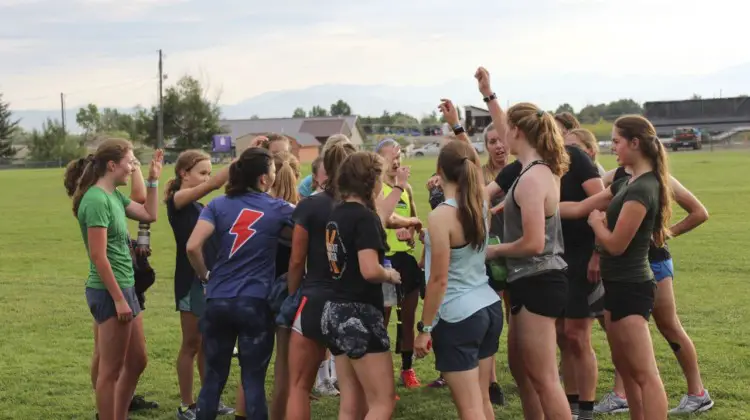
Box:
[456,158,488,250]
[272,159,300,204]
[507,103,570,177]
[163,177,182,203]
[72,160,100,216]
[64,154,93,198]
[651,138,673,247]
[323,141,356,195]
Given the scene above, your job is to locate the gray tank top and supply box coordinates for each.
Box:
[503,160,567,282]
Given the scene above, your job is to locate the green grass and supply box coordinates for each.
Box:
[1,151,749,419]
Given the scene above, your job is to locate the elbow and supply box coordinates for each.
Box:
[523,238,545,256]
[361,267,383,283]
[696,207,709,224]
[428,274,448,290]
[186,241,202,258]
[89,252,107,266]
[607,243,627,257]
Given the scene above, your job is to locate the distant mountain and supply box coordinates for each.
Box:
[11,62,750,131]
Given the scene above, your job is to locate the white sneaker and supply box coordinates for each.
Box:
[594,391,629,414]
[669,390,714,414]
[314,378,340,397]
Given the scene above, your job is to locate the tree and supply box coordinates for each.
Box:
[134,75,222,149]
[330,99,352,116]
[308,105,328,117]
[76,103,101,135]
[0,93,20,158]
[292,107,306,118]
[28,118,84,162]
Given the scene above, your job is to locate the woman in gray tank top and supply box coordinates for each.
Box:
[481,95,572,420]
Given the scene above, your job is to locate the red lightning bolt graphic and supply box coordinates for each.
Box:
[228,209,264,259]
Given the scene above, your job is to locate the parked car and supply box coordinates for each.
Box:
[411,142,441,157]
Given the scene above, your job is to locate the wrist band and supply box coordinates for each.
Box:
[393,185,405,193]
[145,180,158,188]
[483,93,497,103]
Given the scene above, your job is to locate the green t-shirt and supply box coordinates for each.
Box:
[77,186,134,289]
[600,172,660,283]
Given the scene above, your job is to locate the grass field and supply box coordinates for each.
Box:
[1,150,749,419]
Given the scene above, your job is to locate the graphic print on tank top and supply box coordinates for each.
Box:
[326,221,346,280]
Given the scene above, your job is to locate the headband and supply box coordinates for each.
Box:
[374,138,399,153]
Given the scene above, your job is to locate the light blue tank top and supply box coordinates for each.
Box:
[424,199,500,324]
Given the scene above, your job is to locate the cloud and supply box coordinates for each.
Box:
[1,0,749,111]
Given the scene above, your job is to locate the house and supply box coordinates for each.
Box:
[220,116,366,163]
[462,105,492,136]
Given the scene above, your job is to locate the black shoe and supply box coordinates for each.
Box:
[489,382,505,406]
[129,394,159,411]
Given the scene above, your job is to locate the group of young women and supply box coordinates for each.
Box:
[67,64,712,420]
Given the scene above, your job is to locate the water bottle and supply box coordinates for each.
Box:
[382,259,398,307]
[136,223,150,253]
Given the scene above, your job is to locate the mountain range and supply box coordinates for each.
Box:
[10,62,750,132]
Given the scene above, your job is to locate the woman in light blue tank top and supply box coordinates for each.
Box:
[414,140,503,420]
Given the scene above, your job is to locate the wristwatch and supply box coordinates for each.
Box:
[417,321,433,334]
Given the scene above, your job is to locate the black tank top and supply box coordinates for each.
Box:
[612,166,671,263]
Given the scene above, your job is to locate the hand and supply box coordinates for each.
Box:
[418,229,426,243]
[114,298,133,322]
[474,67,493,97]
[426,175,441,190]
[385,268,402,285]
[396,228,413,242]
[408,217,422,232]
[414,332,432,358]
[490,202,505,215]
[395,166,410,188]
[587,209,606,227]
[249,136,269,148]
[135,246,152,257]
[148,149,164,181]
[438,99,460,126]
[587,252,601,283]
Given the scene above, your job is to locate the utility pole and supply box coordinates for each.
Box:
[60,92,66,135]
[157,49,164,149]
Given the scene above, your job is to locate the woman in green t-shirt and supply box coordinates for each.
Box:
[70,138,163,420]
[560,115,672,419]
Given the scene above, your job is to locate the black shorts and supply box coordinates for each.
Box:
[432,300,504,373]
[508,270,568,319]
[389,252,423,297]
[603,280,656,322]
[291,294,327,344]
[564,251,604,319]
[321,301,390,359]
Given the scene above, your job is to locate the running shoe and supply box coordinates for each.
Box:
[669,390,714,414]
[129,394,159,411]
[400,369,421,388]
[314,378,340,397]
[427,376,447,388]
[594,391,629,414]
[217,400,235,415]
[176,405,196,420]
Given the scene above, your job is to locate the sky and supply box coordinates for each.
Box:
[1,0,749,113]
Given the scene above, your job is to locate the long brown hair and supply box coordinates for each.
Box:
[64,154,94,198]
[336,151,384,211]
[163,149,210,202]
[507,102,570,177]
[437,141,487,250]
[614,115,672,247]
[71,138,133,216]
[225,147,273,197]
[323,141,357,195]
[271,151,301,204]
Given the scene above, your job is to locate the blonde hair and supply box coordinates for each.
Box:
[567,128,600,160]
[271,151,301,204]
[507,103,570,177]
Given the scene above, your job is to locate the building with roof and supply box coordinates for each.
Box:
[644,96,750,137]
[220,115,365,162]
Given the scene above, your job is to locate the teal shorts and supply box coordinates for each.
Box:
[178,279,206,317]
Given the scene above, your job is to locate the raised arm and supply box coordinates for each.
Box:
[377,163,410,225]
[129,160,147,204]
[125,149,163,223]
[475,67,508,145]
[669,175,709,237]
[172,164,231,210]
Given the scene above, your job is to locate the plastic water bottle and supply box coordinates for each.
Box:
[382,259,398,307]
[136,223,150,253]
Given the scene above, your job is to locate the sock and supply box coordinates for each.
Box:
[401,351,414,371]
[578,401,594,419]
[329,355,337,381]
[317,360,330,384]
[567,394,579,414]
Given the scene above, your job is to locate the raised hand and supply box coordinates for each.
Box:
[474,67,492,97]
[249,135,269,148]
[148,149,164,181]
[438,99,460,126]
